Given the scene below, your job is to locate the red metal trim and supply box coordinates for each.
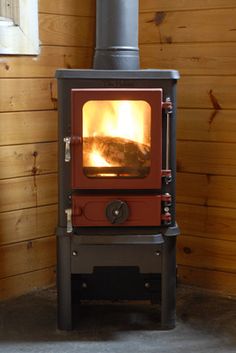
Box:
[161,193,171,203]
[72,194,162,227]
[71,136,82,144]
[71,88,163,190]
[162,101,173,111]
[161,169,171,177]
[161,213,171,222]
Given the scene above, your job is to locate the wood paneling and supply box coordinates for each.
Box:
[140,43,236,76]
[178,266,236,296]
[34,9,236,48]
[39,0,95,16]
[0,46,92,78]
[176,173,236,209]
[0,174,58,213]
[177,235,236,273]
[178,76,236,109]
[3,24,231,120]
[176,204,236,242]
[0,111,57,146]
[177,141,236,176]
[0,0,95,300]
[39,14,95,47]
[0,205,57,246]
[140,0,236,12]
[39,0,236,16]
[177,109,236,143]
[0,142,57,179]
[0,79,57,112]
[139,9,236,44]
[0,266,56,301]
[157,3,236,296]
[0,236,56,279]
[0,76,232,112]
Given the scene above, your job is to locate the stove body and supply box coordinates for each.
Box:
[56,0,179,330]
[56,69,179,329]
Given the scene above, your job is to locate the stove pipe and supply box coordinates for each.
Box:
[93,0,140,70]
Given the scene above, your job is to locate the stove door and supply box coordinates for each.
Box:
[72,195,162,227]
[71,89,162,190]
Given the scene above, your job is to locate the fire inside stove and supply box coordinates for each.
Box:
[82,100,151,178]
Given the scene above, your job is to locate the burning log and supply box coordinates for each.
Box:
[83,136,150,168]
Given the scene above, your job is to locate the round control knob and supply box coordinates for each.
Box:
[105,200,129,224]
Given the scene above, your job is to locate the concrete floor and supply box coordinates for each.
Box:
[0,286,235,353]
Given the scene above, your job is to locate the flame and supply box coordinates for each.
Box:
[83,100,151,168]
[89,150,111,167]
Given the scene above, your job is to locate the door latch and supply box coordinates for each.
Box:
[63,137,71,162]
[65,208,72,233]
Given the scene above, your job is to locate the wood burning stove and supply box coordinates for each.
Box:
[56,0,180,330]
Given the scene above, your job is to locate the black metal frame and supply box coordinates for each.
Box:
[93,0,140,69]
[56,69,180,330]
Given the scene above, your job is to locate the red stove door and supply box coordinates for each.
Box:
[71,88,162,190]
[72,194,162,227]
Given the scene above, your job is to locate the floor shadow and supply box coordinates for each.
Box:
[0,286,235,348]
[0,288,162,342]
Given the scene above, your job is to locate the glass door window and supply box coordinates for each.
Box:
[82,100,151,178]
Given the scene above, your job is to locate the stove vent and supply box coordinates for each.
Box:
[93,0,140,70]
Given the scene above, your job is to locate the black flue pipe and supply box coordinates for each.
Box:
[93,0,140,70]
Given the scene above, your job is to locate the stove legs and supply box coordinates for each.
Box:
[57,234,177,330]
[57,235,72,330]
[161,236,176,329]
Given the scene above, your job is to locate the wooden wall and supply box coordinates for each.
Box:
[1,0,236,300]
[140,0,236,296]
[0,0,95,300]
